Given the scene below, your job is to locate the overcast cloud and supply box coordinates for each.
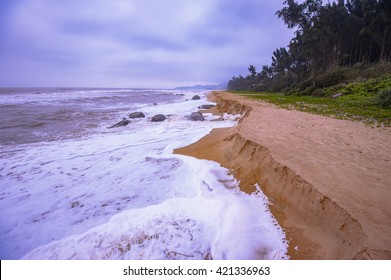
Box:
[0,0,293,88]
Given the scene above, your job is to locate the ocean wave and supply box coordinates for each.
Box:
[0,89,288,260]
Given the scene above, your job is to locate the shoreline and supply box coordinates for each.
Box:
[174,91,391,259]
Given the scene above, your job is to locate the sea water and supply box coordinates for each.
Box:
[0,88,288,260]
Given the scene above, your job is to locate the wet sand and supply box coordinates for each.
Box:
[174,91,391,259]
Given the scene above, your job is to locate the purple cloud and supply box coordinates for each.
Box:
[0,0,293,88]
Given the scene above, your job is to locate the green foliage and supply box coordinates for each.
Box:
[316,69,346,88]
[235,91,391,126]
[226,0,391,126]
[248,65,257,77]
[301,85,316,96]
[337,75,391,96]
[227,0,391,93]
[297,79,313,91]
[231,74,391,126]
[271,47,291,73]
[373,88,391,108]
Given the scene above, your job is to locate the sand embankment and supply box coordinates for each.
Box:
[174,91,391,259]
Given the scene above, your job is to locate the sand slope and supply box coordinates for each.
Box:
[175,91,391,259]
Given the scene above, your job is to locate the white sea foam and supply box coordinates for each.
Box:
[0,90,288,260]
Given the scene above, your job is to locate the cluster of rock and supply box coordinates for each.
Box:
[107,97,214,128]
[107,111,145,128]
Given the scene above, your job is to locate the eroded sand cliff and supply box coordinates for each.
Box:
[175,91,391,259]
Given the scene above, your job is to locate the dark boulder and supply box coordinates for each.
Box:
[151,114,166,122]
[108,118,130,129]
[129,112,145,119]
[198,104,215,109]
[189,112,205,121]
[191,95,201,100]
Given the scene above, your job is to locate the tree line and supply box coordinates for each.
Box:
[227,0,391,93]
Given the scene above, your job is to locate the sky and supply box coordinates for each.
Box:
[0,0,294,88]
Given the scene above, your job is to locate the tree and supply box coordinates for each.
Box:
[228,0,391,92]
[288,35,310,81]
[271,47,291,73]
[248,65,257,77]
[261,65,274,79]
[361,0,391,61]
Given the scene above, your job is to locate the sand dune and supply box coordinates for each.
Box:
[175,91,391,259]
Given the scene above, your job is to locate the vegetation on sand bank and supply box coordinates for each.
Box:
[231,75,391,127]
[226,0,391,126]
[228,0,391,93]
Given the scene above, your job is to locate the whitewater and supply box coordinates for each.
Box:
[0,88,288,260]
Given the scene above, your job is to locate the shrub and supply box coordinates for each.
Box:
[298,79,313,91]
[301,85,316,96]
[373,88,391,108]
[316,69,346,88]
[312,88,326,97]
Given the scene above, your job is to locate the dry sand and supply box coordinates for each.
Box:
[174,91,391,259]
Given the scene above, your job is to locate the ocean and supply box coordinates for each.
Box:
[0,88,288,260]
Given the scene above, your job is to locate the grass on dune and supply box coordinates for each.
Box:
[231,75,391,127]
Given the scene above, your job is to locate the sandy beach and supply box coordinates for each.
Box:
[175,91,391,260]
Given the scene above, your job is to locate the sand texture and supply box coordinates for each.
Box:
[174,91,391,259]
